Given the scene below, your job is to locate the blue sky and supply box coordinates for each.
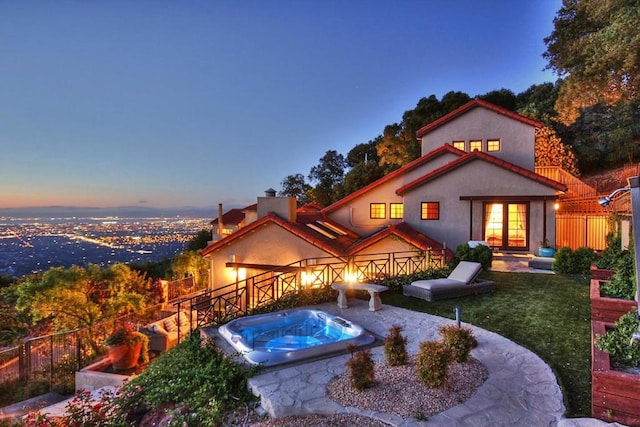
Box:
[0,0,562,212]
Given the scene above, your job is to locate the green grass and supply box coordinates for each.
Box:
[382,271,591,418]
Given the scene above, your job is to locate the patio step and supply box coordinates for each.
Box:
[528,256,554,270]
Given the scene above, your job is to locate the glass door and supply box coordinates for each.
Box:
[483,202,528,250]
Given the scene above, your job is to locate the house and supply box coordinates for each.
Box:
[201,99,567,289]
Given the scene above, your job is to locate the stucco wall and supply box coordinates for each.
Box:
[402,160,557,251]
[328,152,459,236]
[421,108,536,170]
[204,223,332,290]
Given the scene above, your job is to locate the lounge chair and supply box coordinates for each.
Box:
[402,261,495,302]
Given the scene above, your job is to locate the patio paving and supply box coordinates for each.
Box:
[207,299,567,426]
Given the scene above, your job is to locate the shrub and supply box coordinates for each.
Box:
[600,249,635,299]
[454,243,493,270]
[416,340,449,388]
[595,310,640,369]
[596,213,625,269]
[384,325,408,366]
[113,334,259,426]
[346,347,375,390]
[552,247,595,274]
[439,325,475,363]
[574,247,597,274]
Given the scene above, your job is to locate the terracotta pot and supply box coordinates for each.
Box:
[592,321,640,426]
[108,341,142,372]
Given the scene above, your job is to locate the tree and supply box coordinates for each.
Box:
[14,264,154,332]
[171,250,209,287]
[535,126,580,176]
[279,173,312,205]
[346,140,379,168]
[478,88,517,111]
[186,229,211,252]
[376,123,419,173]
[566,102,640,173]
[308,150,346,206]
[544,0,640,124]
[516,82,560,125]
[343,161,384,195]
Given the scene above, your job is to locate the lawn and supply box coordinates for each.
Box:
[383,270,592,418]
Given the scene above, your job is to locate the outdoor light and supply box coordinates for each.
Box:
[598,186,630,207]
[597,178,640,344]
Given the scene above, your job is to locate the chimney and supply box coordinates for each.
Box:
[257,188,297,222]
[218,203,224,237]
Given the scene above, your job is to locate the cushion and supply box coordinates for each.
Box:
[164,317,179,333]
[448,261,482,284]
[411,278,465,290]
[177,313,190,329]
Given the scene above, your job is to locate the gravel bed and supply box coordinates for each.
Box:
[249,356,487,426]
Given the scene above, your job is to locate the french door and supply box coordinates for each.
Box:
[483,202,529,250]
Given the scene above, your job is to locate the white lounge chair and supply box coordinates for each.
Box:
[403,261,495,302]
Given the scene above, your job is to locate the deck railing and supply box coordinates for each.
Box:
[174,249,447,331]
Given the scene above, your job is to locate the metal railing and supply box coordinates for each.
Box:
[174,249,447,331]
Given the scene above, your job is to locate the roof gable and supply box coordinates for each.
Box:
[396,149,567,195]
[416,99,542,138]
[323,145,464,213]
[201,212,359,258]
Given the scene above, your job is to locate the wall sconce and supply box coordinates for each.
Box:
[554,202,560,211]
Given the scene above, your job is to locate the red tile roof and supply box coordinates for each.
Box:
[322,145,464,213]
[201,212,359,257]
[347,222,452,260]
[415,99,542,138]
[396,150,568,195]
[210,208,246,226]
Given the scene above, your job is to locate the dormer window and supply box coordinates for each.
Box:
[487,139,500,152]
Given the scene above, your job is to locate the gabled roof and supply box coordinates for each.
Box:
[396,149,568,195]
[323,144,464,213]
[201,211,359,257]
[347,222,451,258]
[415,99,542,138]
[210,208,245,226]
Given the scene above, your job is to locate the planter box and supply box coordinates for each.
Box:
[75,357,130,392]
[592,320,640,426]
[590,268,615,281]
[590,277,636,323]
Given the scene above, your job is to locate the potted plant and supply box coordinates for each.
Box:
[538,238,556,257]
[592,311,640,425]
[105,323,149,372]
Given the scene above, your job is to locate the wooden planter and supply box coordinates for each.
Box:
[108,341,142,372]
[592,321,640,426]
[590,273,636,323]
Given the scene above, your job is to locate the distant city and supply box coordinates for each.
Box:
[0,216,213,277]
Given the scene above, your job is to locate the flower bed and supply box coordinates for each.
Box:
[591,320,640,426]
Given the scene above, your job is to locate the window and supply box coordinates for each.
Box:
[390,203,403,219]
[421,202,439,220]
[452,141,465,151]
[370,203,386,219]
[487,139,500,152]
[469,140,482,152]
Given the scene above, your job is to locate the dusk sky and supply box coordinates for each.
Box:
[1,0,562,213]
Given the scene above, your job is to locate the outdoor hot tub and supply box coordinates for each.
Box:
[218,308,375,366]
